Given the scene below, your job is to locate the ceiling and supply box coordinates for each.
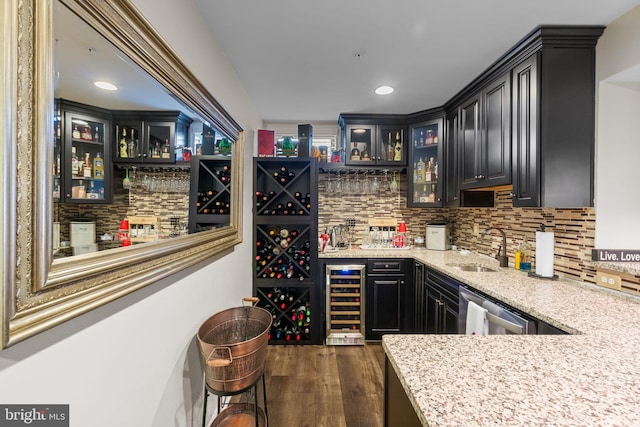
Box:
[194,0,640,122]
[54,1,194,118]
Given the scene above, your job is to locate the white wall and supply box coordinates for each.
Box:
[595,5,640,249]
[0,1,263,426]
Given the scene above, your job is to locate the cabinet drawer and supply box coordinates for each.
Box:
[367,259,405,274]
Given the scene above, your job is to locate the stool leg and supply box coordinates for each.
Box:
[254,383,259,427]
[202,380,208,427]
[262,373,268,421]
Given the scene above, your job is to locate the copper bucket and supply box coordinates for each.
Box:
[197,305,271,393]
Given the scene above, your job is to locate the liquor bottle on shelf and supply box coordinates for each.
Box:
[161,139,171,159]
[119,128,128,158]
[86,181,100,200]
[281,137,295,157]
[71,146,79,176]
[128,129,137,158]
[393,131,402,161]
[94,126,100,142]
[93,152,104,178]
[83,153,92,178]
[416,156,425,183]
[72,124,81,139]
[218,137,232,156]
[386,132,395,161]
[81,126,93,141]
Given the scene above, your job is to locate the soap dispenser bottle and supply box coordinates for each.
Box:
[519,238,531,271]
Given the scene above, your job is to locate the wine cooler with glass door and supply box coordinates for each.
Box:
[326,264,365,345]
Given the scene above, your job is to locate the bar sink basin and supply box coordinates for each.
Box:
[450,264,498,272]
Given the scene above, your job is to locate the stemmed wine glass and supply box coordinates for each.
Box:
[326,171,334,193]
[334,171,343,194]
[361,171,371,194]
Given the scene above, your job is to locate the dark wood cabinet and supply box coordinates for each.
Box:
[459,72,511,189]
[511,43,599,207]
[338,114,407,167]
[445,110,461,206]
[459,94,481,188]
[365,259,411,340]
[58,99,113,204]
[483,73,511,186]
[406,109,446,207]
[384,356,422,427]
[413,261,427,333]
[112,111,192,165]
[445,26,603,207]
[424,267,460,334]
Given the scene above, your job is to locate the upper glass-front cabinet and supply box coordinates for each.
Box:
[408,116,444,207]
[339,114,407,167]
[60,101,112,204]
[113,111,192,164]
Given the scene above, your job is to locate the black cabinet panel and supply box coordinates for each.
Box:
[459,72,511,190]
[365,259,410,341]
[424,266,460,334]
[512,56,539,207]
[367,279,401,334]
[483,73,511,186]
[460,95,481,187]
[445,111,461,207]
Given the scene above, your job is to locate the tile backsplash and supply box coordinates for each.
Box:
[318,173,640,296]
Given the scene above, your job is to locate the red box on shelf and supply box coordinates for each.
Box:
[258,129,275,157]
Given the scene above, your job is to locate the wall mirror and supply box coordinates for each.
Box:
[1,0,244,349]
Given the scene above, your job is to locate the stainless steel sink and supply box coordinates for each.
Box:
[450,264,498,272]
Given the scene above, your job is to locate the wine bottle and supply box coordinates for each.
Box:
[119,128,128,158]
[386,132,395,161]
[393,131,402,161]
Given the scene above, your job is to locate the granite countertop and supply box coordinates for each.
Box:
[321,247,640,426]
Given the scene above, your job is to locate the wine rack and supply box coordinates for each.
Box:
[253,157,320,344]
[256,287,312,343]
[188,155,232,233]
[325,265,366,345]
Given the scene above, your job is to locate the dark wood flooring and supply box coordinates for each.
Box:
[263,343,385,427]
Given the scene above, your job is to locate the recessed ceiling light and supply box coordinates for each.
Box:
[94,81,118,91]
[375,85,394,95]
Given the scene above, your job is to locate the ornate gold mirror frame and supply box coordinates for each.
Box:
[0,0,244,348]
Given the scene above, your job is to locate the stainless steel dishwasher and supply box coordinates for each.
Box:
[458,286,537,335]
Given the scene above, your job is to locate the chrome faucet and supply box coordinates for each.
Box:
[481,227,508,267]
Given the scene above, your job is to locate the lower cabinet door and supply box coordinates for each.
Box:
[442,298,460,334]
[366,278,401,340]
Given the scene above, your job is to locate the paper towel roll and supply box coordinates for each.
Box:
[536,231,555,277]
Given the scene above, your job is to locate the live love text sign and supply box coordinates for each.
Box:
[592,249,640,262]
